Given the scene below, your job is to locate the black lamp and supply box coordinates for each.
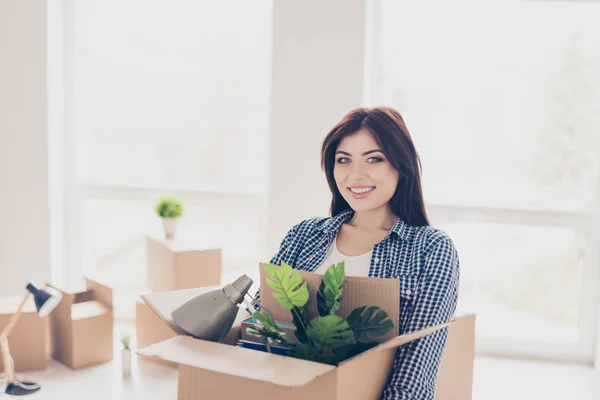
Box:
[1,282,62,396]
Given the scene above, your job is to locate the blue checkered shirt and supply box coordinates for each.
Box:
[254,209,459,399]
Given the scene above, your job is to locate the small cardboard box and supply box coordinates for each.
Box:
[0,296,50,372]
[47,278,114,369]
[138,265,476,399]
[146,234,222,292]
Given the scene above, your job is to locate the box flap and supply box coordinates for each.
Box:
[371,320,452,353]
[85,277,113,307]
[259,263,400,342]
[141,286,219,336]
[138,336,335,387]
[71,300,109,320]
[339,319,453,366]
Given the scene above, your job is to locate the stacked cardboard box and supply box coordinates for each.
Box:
[47,278,114,369]
[0,295,50,372]
[136,234,222,366]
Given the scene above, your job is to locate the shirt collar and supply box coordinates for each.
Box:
[321,209,409,241]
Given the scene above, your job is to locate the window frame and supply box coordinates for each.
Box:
[371,0,600,363]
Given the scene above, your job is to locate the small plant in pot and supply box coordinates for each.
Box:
[120,332,132,377]
[155,195,184,239]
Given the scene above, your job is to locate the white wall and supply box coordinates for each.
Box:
[0,0,51,295]
[266,0,370,255]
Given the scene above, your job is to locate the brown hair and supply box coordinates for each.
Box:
[320,106,430,226]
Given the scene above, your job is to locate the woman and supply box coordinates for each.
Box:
[256,106,459,399]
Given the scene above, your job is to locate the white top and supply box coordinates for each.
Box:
[313,235,373,277]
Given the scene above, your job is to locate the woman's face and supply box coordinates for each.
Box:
[333,129,399,213]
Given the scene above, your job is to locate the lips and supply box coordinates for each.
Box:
[347,186,376,199]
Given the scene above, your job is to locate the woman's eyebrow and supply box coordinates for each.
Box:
[335,149,384,156]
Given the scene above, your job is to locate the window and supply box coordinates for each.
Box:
[60,1,273,319]
[71,0,272,193]
[377,0,600,361]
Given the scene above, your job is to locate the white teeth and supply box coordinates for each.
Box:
[350,187,374,194]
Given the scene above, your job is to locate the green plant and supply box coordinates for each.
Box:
[155,195,184,218]
[120,332,132,350]
[248,261,394,366]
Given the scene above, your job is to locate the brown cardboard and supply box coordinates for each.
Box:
[436,314,476,400]
[146,234,222,292]
[47,278,114,369]
[135,287,215,368]
[0,296,50,372]
[136,299,177,366]
[138,269,476,400]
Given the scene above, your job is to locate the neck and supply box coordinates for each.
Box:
[348,207,397,232]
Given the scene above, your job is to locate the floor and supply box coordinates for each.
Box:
[2,322,599,400]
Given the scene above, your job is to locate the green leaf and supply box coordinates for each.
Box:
[289,343,321,362]
[317,262,346,316]
[291,307,310,344]
[245,311,290,347]
[289,343,347,366]
[264,262,309,310]
[345,341,379,359]
[307,315,355,350]
[252,311,279,332]
[346,306,394,343]
[155,195,184,218]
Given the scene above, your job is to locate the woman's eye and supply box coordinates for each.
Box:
[367,156,383,163]
[336,157,350,164]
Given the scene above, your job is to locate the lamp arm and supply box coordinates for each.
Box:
[1,292,30,338]
[1,291,29,385]
[1,332,15,383]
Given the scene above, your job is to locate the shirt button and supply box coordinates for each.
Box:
[374,257,380,264]
[405,289,412,295]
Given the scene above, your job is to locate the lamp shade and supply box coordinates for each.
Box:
[171,274,253,342]
[25,282,63,318]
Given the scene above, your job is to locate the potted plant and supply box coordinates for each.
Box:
[120,332,132,377]
[247,261,394,365]
[155,195,184,239]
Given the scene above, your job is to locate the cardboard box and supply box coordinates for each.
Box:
[138,266,476,400]
[136,289,200,368]
[146,234,222,292]
[47,278,114,369]
[0,296,50,372]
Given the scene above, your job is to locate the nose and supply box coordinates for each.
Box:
[350,162,368,181]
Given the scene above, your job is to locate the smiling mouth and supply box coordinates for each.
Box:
[348,186,376,194]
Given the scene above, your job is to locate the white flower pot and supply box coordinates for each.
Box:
[122,349,131,377]
[162,218,177,239]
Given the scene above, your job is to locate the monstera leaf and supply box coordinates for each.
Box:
[307,315,355,350]
[245,311,290,346]
[346,306,394,343]
[264,262,309,309]
[317,262,346,316]
[263,262,311,344]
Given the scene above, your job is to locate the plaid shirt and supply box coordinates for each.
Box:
[254,209,459,400]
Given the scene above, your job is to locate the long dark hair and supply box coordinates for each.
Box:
[320,106,430,227]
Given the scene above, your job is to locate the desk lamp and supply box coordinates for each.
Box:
[1,282,62,396]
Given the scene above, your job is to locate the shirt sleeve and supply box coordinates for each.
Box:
[251,225,298,310]
[381,236,460,400]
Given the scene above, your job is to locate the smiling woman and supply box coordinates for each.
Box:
[256,106,460,399]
